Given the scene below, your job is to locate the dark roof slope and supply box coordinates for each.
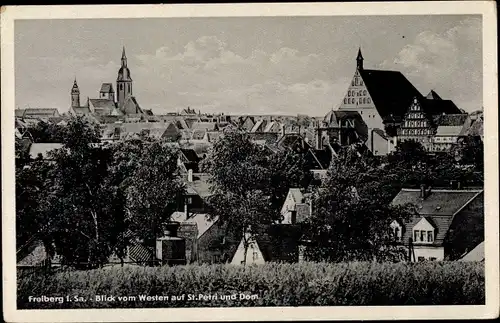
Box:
[360,69,423,122]
[180,148,200,163]
[432,114,469,126]
[421,99,462,116]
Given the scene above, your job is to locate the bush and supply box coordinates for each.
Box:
[17,261,484,308]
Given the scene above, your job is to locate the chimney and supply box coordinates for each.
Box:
[187,169,193,182]
[315,129,323,150]
[420,184,426,199]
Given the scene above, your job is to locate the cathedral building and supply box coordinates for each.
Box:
[70,47,150,120]
[324,49,464,155]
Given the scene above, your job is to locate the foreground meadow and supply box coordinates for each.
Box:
[18,261,484,308]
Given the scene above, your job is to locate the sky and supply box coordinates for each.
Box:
[15,15,482,116]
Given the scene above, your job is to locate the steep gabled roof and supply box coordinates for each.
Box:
[360,69,423,122]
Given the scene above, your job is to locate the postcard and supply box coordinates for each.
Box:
[2,2,498,322]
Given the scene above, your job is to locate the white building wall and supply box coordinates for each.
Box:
[413,246,444,261]
[230,237,266,265]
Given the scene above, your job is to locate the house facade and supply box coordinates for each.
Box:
[396,95,464,151]
[391,186,484,261]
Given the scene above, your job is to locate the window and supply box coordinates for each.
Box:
[427,231,434,242]
[367,98,371,104]
[360,111,363,115]
[344,98,347,104]
[418,256,425,262]
[430,257,437,261]
[414,230,419,242]
[252,251,259,260]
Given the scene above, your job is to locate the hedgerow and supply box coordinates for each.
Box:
[17,261,484,308]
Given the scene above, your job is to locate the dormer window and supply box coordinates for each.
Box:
[412,217,436,244]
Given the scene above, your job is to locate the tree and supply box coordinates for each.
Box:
[39,116,115,268]
[125,141,185,252]
[267,147,313,214]
[201,130,280,265]
[304,147,413,262]
[15,159,53,251]
[29,120,67,143]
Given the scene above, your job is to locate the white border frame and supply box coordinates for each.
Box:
[2,2,498,321]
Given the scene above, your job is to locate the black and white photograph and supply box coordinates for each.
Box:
[2,2,498,322]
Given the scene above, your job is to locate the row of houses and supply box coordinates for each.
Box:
[17,135,484,268]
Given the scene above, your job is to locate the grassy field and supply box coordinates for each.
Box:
[17,261,484,308]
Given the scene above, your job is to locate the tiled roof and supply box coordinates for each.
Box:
[24,108,60,117]
[72,106,91,115]
[29,143,63,159]
[100,83,114,93]
[401,215,454,245]
[129,244,154,263]
[360,69,423,122]
[90,99,116,111]
[391,188,482,216]
[421,98,462,116]
[433,113,469,126]
[103,122,171,135]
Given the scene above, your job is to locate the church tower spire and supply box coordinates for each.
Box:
[117,46,133,108]
[356,47,364,71]
[71,78,80,108]
[121,46,127,67]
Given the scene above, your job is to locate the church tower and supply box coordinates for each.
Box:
[71,78,80,108]
[117,46,133,108]
[356,47,364,71]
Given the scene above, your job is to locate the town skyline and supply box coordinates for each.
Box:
[15,15,482,116]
